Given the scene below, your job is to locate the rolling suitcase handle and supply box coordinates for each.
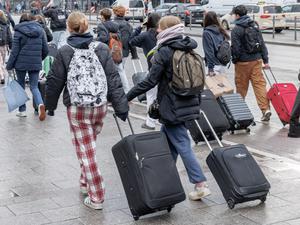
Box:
[263,67,278,87]
[194,110,224,151]
[132,59,144,74]
[113,114,134,139]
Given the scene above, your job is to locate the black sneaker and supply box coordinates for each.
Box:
[0,79,4,84]
[288,123,300,138]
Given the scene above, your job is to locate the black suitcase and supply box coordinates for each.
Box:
[112,115,186,220]
[48,43,58,58]
[185,90,230,143]
[195,111,270,209]
[217,93,255,134]
[132,59,147,102]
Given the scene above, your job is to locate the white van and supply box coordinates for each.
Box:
[112,0,146,22]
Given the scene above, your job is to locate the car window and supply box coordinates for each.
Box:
[245,5,254,13]
[253,6,260,13]
[282,5,293,13]
[187,5,203,10]
[129,0,144,8]
[170,6,178,13]
[293,5,300,12]
[263,6,282,14]
[163,5,172,9]
[177,5,185,12]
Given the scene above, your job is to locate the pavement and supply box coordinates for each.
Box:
[0,14,299,225]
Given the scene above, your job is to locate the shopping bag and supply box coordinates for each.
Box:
[205,74,234,98]
[3,75,29,112]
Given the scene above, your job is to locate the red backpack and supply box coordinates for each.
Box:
[109,33,123,64]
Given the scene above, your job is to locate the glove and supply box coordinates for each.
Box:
[47,110,54,116]
[116,112,128,122]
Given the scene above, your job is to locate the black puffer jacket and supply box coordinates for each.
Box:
[127,36,201,125]
[231,15,269,64]
[45,33,129,115]
[43,6,67,32]
[0,18,12,48]
[113,16,137,58]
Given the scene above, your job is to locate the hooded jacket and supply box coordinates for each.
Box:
[43,6,67,32]
[45,33,129,116]
[6,21,48,71]
[96,20,119,45]
[0,4,15,28]
[231,15,269,64]
[0,17,12,48]
[202,25,225,71]
[129,27,157,69]
[127,36,201,125]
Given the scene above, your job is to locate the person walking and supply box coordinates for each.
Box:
[231,5,272,123]
[289,86,300,138]
[6,13,48,120]
[0,2,15,29]
[43,0,67,48]
[45,12,129,210]
[129,12,161,130]
[35,14,53,42]
[0,10,12,85]
[127,16,211,201]
[112,5,138,93]
[202,11,230,75]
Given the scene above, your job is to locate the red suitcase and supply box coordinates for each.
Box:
[264,69,298,126]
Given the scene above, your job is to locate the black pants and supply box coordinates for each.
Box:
[291,88,300,123]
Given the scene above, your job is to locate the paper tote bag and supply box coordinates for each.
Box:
[3,78,29,112]
[205,74,234,98]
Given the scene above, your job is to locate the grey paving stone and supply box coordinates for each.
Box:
[0,206,15,218]
[7,198,60,215]
[43,218,84,225]
[41,205,97,223]
[0,212,50,225]
[79,210,133,225]
[285,218,300,225]
[195,214,259,225]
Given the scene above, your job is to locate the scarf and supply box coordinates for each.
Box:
[156,23,184,47]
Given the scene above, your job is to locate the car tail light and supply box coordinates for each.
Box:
[185,10,190,16]
[260,14,271,19]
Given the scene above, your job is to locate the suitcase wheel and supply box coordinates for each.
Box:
[133,216,139,221]
[246,128,251,133]
[167,206,173,213]
[281,120,288,126]
[260,196,267,203]
[230,130,235,135]
[227,198,235,209]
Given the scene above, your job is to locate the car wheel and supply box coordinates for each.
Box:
[275,28,283,33]
[222,20,229,30]
[140,19,143,22]
[200,22,204,27]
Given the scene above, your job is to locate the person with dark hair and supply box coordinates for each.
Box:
[43,0,67,48]
[231,5,271,123]
[6,12,48,120]
[203,11,230,75]
[35,14,53,42]
[129,12,161,130]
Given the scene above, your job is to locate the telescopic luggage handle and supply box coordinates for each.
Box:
[263,67,278,87]
[113,113,134,139]
[194,110,224,151]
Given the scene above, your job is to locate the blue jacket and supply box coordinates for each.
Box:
[231,15,269,64]
[6,21,48,71]
[202,25,225,71]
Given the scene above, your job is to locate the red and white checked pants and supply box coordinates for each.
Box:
[67,105,107,203]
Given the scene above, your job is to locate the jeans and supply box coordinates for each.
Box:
[161,124,207,184]
[52,31,67,49]
[16,70,43,112]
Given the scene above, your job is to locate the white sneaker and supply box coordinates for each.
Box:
[83,196,103,210]
[16,111,27,117]
[188,184,211,201]
[80,186,88,195]
[261,110,272,122]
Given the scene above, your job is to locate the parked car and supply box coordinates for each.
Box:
[282,3,300,28]
[221,3,286,33]
[154,3,188,20]
[184,4,205,27]
[112,0,145,22]
[153,3,175,17]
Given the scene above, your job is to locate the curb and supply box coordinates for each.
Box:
[183,32,300,47]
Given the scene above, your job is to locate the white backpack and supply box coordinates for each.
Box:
[67,42,108,107]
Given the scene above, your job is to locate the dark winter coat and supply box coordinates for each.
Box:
[45,33,129,116]
[0,5,15,28]
[43,6,67,32]
[39,21,53,42]
[127,36,201,125]
[96,20,119,45]
[113,16,137,58]
[231,15,269,64]
[129,26,157,69]
[6,21,48,71]
[0,18,12,49]
[202,25,225,71]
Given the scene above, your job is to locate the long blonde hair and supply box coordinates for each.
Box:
[0,10,7,22]
[67,12,89,34]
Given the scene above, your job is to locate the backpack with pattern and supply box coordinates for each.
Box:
[109,33,123,64]
[67,42,108,107]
